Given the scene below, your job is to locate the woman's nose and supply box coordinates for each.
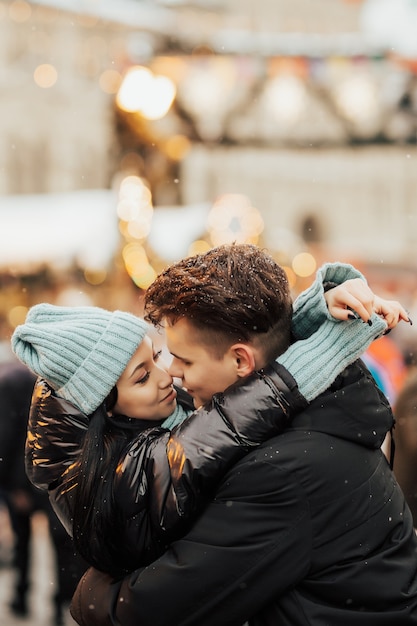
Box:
[159,368,173,388]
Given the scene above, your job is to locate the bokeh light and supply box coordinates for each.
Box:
[122,242,156,290]
[164,135,191,161]
[34,64,58,88]
[262,75,307,124]
[188,240,211,256]
[116,65,176,120]
[207,194,264,246]
[292,252,317,278]
[282,265,297,290]
[117,175,153,242]
[84,269,107,286]
[9,0,31,22]
[8,305,28,328]
[333,74,379,125]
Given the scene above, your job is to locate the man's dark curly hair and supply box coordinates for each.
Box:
[144,243,293,362]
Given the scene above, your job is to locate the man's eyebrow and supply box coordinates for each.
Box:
[169,350,186,361]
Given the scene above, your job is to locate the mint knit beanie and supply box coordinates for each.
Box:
[11,303,149,415]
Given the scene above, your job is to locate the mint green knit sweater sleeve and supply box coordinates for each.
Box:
[277,262,386,402]
[291,262,367,341]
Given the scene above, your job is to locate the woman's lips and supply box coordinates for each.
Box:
[161,388,177,404]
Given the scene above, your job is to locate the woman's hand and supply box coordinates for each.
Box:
[373,295,411,330]
[325,278,411,330]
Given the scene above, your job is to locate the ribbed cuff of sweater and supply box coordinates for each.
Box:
[279,311,386,401]
[291,262,367,341]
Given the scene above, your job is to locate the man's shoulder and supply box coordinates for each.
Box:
[216,430,313,490]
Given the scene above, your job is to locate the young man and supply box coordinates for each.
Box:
[71,244,417,626]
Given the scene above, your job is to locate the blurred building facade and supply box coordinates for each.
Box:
[0,2,121,194]
[1,0,417,336]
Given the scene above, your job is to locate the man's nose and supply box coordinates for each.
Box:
[168,358,183,379]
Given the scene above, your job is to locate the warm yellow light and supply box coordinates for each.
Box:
[118,220,130,239]
[140,75,176,120]
[151,56,188,84]
[292,252,317,278]
[188,240,211,256]
[282,265,297,289]
[84,269,107,285]
[116,66,152,112]
[117,198,153,222]
[127,218,152,240]
[164,135,191,161]
[8,305,28,328]
[119,175,152,205]
[117,175,153,239]
[241,211,265,235]
[207,194,264,246]
[116,66,176,119]
[34,64,57,88]
[123,243,156,288]
[117,199,137,222]
[131,265,157,290]
[122,242,148,274]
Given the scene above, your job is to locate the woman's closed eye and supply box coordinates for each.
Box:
[137,371,150,385]
[136,351,163,385]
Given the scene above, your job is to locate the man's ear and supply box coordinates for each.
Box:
[230,343,256,377]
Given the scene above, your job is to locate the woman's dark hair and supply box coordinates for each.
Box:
[71,388,132,578]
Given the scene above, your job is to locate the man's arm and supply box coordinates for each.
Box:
[71,449,311,626]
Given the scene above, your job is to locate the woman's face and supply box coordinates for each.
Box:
[113,336,177,421]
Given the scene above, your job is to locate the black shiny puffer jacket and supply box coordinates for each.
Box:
[71,362,417,626]
[26,362,307,576]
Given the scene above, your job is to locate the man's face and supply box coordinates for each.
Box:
[164,317,240,408]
